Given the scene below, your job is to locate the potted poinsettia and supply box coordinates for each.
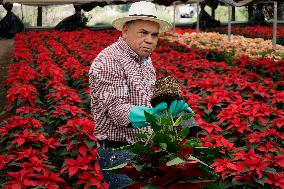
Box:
[105,76,220,189]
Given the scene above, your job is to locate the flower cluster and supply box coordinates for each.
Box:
[212,26,284,43]
[164,30,284,61]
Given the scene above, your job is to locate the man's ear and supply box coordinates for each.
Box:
[122,24,128,39]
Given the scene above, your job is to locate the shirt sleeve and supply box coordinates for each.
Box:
[89,54,132,127]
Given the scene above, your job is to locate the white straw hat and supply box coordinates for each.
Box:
[112,1,172,33]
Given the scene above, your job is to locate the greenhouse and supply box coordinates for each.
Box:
[0,0,283,188]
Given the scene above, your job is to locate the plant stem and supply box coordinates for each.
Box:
[145,132,153,146]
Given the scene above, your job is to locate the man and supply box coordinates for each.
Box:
[89,1,190,188]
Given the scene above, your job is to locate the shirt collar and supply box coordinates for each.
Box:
[117,37,150,64]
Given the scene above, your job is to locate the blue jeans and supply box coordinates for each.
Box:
[97,143,135,189]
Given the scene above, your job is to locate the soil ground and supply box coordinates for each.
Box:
[0,39,14,121]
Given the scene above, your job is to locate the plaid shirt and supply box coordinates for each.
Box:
[89,37,156,142]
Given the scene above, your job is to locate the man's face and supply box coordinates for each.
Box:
[122,20,160,58]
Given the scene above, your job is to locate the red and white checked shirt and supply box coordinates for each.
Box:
[89,37,156,142]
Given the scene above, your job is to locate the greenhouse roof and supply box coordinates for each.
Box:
[1,0,283,6]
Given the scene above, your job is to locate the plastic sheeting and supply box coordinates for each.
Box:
[1,0,257,6]
[54,5,87,31]
[218,0,254,6]
[0,3,24,39]
[2,0,135,6]
[3,0,284,6]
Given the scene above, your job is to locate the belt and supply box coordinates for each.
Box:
[98,139,129,149]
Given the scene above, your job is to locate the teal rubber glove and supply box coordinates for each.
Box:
[130,102,167,128]
[169,100,193,117]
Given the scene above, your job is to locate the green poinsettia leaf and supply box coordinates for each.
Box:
[173,118,181,127]
[135,165,143,171]
[141,184,160,189]
[173,113,195,127]
[153,132,173,145]
[16,98,23,107]
[178,127,189,138]
[263,167,277,174]
[194,147,220,153]
[35,97,43,105]
[0,135,9,144]
[145,111,160,131]
[160,117,172,126]
[30,186,47,189]
[166,157,185,166]
[129,142,151,155]
[134,133,148,139]
[253,176,267,186]
[159,143,167,151]
[70,139,81,145]
[166,141,180,153]
[184,139,200,147]
[199,165,220,180]
[188,155,211,168]
[84,139,96,149]
[180,113,195,120]
[204,109,212,115]
[0,110,6,117]
[102,163,127,172]
[145,111,157,123]
[61,161,67,169]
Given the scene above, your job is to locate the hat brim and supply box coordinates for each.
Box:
[112,16,172,33]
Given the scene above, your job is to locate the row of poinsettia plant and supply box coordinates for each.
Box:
[165,28,284,83]
[0,30,113,188]
[0,29,283,188]
[178,26,284,46]
[153,39,284,188]
[161,33,284,83]
[211,26,284,45]
[166,28,284,61]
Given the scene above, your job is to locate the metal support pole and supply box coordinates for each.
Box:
[211,7,215,19]
[248,5,253,20]
[196,0,200,31]
[232,6,236,21]
[173,2,176,32]
[21,4,24,21]
[273,1,278,48]
[228,5,232,42]
[37,6,42,27]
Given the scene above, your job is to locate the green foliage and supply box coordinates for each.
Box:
[105,109,220,188]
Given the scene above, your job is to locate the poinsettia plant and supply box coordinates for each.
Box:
[105,109,221,189]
